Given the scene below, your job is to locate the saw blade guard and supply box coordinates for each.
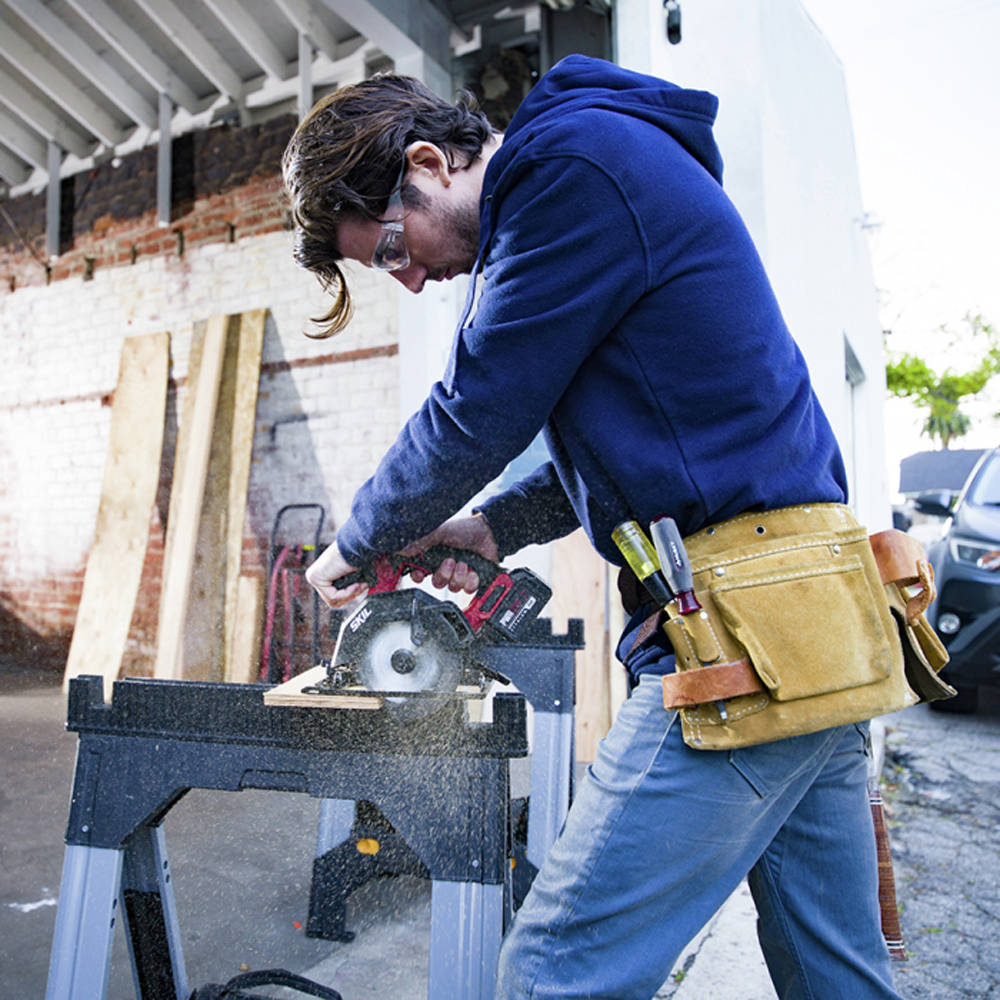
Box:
[333,590,473,718]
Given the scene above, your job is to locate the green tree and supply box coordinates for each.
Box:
[885,314,999,448]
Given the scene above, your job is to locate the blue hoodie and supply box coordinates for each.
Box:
[335,55,847,572]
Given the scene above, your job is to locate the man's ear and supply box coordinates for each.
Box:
[405,141,452,188]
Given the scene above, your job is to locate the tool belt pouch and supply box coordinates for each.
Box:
[660,505,950,750]
[870,529,955,703]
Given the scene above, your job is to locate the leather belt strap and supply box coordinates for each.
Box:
[662,657,764,709]
[629,607,666,652]
[868,528,936,622]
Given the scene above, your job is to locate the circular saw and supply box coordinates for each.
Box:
[307,547,552,720]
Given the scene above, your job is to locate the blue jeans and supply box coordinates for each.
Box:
[495,674,901,1000]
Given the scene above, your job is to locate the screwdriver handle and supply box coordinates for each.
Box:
[612,521,674,608]
[650,516,702,614]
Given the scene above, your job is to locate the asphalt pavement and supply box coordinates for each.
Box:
[3,661,998,999]
[881,690,1000,1000]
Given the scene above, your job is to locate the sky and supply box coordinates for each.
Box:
[801,0,1000,487]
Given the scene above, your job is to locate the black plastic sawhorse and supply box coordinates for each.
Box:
[45,675,529,1000]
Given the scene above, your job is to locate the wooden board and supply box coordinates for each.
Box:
[223,309,266,678]
[174,311,266,681]
[153,314,227,681]
[226,573,264,684]
[263,665,385,710]
[181,315,237,680]
[63,332,170,698]
[547,529,625,762]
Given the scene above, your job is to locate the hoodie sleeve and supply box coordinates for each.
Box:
[334,153,648,566]
[475,461,581,559]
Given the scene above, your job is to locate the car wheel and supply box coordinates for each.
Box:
[929,683,979,714]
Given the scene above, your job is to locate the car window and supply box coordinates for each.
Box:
[968,453,1000,506]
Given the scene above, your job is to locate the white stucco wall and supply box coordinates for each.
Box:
[614,0,891,529]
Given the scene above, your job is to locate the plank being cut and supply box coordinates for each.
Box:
[263,665,385,710]
[63,332,170,698]
[153,314,228,681]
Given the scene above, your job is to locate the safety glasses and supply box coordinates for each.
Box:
[371,167,409,271]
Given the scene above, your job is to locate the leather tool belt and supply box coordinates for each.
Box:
[630,503,953,750]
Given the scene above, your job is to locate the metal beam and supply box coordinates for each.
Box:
[298,32,313,120]
[157,93,172,227]
[243,41,375,110]
[63,0,202,115]
[275,0,352,63]
[0,64,92,159]
[0,104,47,170]
[204,0,291,80]
[46,139,60,259]
[323,0,451,93]
[2,0,157,129]
[0,143,31,186]
[0,17,123,146]
[132,0,245,101]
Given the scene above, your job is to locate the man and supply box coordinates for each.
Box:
[283,56,902,999]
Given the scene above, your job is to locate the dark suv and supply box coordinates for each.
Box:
[916,446,1000,712]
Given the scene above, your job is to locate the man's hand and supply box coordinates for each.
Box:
[305,542,365,609]
[402,513,500,594]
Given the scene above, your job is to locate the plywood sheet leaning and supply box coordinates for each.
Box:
[63,332,170,698]
[154,314,228,681]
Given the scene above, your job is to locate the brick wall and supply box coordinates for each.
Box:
[0,118,401,673]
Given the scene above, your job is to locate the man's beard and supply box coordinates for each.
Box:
[441,196,481,275]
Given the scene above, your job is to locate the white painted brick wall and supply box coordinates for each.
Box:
[0,229,401,588]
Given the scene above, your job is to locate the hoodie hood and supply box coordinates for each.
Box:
[498,55,724,184]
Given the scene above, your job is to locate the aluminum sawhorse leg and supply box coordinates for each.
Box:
[46,825,187,1000]
[429,881,505,1000]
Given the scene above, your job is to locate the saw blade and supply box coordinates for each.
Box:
[357,619,462,719]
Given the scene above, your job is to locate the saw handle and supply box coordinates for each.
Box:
[333,545,502,596]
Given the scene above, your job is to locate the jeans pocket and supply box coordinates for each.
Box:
[727,726,844,799]
[728,748,770,798]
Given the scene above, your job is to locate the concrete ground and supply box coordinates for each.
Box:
[0,663,773,999]
[8,660,994,999]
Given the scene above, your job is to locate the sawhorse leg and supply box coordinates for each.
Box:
[46,826,187,1000]
[120,825,188,1000]
[46,845,121,1000]
[315,798,355,854]
[527,710,573,870]
[428,881,505,1000]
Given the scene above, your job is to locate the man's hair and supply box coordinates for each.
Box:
[282,73,495,338]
